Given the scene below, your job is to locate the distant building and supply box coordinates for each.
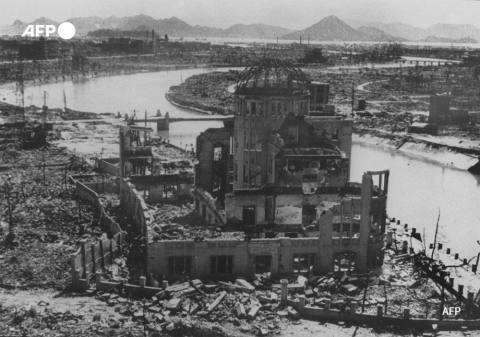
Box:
[429,94,469,125]
[18,37,59,60]
[101,37,153,55]
[71,52,89,72]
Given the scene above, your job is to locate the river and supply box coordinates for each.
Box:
[0,67,479,259]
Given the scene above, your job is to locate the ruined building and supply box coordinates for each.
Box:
[428,94,469,125]
[170,58,390,278]
[18,37,59,60]
[118,126,193,204]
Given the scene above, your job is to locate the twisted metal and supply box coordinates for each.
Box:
[235,58,308,95]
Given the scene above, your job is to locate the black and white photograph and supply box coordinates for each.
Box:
[1,0,480,336]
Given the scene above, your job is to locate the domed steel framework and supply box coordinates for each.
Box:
[235,58,308,95]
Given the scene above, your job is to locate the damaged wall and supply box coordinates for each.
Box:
[148,237,324,280]
[129,173,193,203]
[97,158,120,176]
[225,191,343,228]
[195,127,234,198]
[305,116,353,164]
[120,178,153,237]
[193,186,226,226]
[70,177,126,289]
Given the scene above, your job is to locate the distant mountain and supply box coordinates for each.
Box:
[347,20,428,41]
[0,14,292,39]
[422,36,478,44]
[282,15,369,42]
[224,24,293,39]
[425,23,480,42]
[357,26,406,42]
[347,19,480,43]
[2,14,480,43]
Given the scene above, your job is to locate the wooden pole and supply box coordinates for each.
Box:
[431,210,441,260]
[440,282,445,321]
[362,271,370,313]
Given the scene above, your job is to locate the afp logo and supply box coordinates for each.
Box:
[22,22,75,40]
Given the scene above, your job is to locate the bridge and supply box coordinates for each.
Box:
[139,112,234,131]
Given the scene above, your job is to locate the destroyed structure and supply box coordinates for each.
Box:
[148,58,389,280]
[118,125,194,203]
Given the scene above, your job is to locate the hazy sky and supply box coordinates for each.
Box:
[2,0,480,29]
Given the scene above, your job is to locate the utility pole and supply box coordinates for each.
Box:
[144,110,147,145]
[19,58,25,122]
[361,270,371,313]
[431,210,441,260]
[351,81,355,117]
[43,91,47,125]
[5,182,13,234]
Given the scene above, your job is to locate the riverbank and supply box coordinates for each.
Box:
[0,58,209,87]
[165,70,237,116]
[354,129,480,171]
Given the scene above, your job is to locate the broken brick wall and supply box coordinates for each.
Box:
[71,235,124,289]
[71,178,126,288]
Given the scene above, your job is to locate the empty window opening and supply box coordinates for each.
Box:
[211,256,234,275]
[334,253,355,273]
[267,155,273,174]
[293,254,315,275]
[265,196,275,220]
[271,102,277,116]
[251,102,257,116]
[243,205,256,225]
[214,147,222,161]
[163,184,178,199]
[257,103,263,116]
[255,255,272,274]
[168,256,192,276]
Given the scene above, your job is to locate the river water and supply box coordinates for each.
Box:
[1,67,479,259]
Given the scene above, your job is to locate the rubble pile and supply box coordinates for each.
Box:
[0,302,87,336]
[0,148,100,290]
[98,193,121,217]
[102,257,131,284]
[146,203,244,242]
[92,277,306,336]
[94,247,474,336]
[0,296,147,337]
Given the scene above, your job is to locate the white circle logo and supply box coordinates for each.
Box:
[58,22,75,40]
